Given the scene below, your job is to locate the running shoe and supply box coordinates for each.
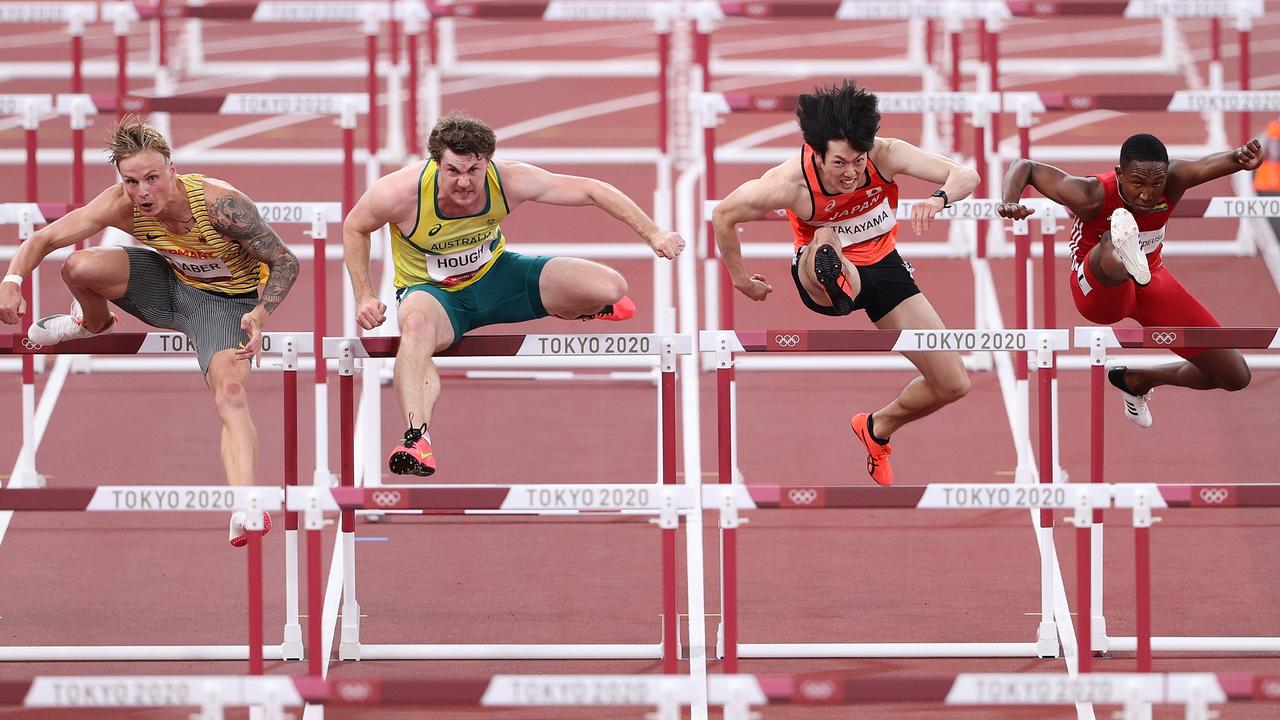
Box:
[814,244,855,315]
[850,412,894,486]
[27,300,117,347]
[388,423,436,476]
[229,510,272,548]
[581,295,636,322]
[1108,365,1153,428]
[1109,208,1150,285]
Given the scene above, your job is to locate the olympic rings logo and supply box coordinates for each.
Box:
[1198,488,1229,505]
[787,488,818,505]
[370,490,402,508]
[798,679,836,701]
[336,680,374,702]
[1150,331,1179,345]
[774,334,801,348]
[20,337,41,350]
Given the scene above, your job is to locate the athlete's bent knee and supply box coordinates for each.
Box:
[931,371,971,405]
[60,251,99,289]
[601,268,628,303]
[1219,364,1251,392]
[214,378,249,414]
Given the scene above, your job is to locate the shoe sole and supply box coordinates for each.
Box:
[814,245,855,316]
[389,451,436,476]
[1110,218,1151,285]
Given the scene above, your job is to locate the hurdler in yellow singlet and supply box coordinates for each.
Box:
[131,173,266,294]
[390,158,510,290]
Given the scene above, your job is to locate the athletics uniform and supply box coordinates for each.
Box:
[392,159,549,339]
[115,173,264,373]
[786,145,920,322]
[1069,170,1220,359]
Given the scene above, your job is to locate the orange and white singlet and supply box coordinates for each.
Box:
[130,173,266,294]
[786,145,900,266]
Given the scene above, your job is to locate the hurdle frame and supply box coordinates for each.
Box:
[0,332,312,663]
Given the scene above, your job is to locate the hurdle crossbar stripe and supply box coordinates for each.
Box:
[1,675,304,707]
[0,486,284,511]
[1072,326,1280,350]
[701,329,1070,354]
[323,333,693,359]
[297,484,686,513]
[0,3,98,22]
[1,332,315,355]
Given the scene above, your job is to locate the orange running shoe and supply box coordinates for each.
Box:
[582,295,636,322]
[229,510,272,548]
[388,423,436,476]
[850,412,893,486]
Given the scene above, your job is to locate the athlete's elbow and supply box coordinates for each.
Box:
[956,166,981,195]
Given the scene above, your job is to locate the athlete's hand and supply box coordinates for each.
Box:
[910,195,948,236]
[1234,139,1264,171]
[734,274,773,302]
[356,294,387,330]
[0,282,26,325]
[647,230,686,259]
[237,308,266,366]
[996,202,1036,221]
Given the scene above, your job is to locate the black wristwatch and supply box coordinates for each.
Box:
[930,189,951,208]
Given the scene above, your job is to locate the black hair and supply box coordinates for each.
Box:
[795,80,880,157]
[1119,133,1168,168]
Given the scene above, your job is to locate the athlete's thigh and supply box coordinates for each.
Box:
[205,346,252,391]
[874,292,965,381]
[538,256,621,314]
[65,246,132,299]
[398,287,456,351]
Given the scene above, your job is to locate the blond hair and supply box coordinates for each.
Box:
[426,111,496,162]
[105,116,172,165]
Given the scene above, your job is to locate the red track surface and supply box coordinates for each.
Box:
[2,2,1279,719]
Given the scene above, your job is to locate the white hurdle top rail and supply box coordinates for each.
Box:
[2,332,314,356]
[701,328,1070,354]
[0,486,284,512]
[1074,326,1280,351]
[323,333,694,359]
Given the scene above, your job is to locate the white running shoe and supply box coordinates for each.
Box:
[1109,207,1150,285]
[1108,365,1153,428]
[229,510,272,548]
[26,300,116,347]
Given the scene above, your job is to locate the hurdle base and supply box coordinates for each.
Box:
[346,642,664,660]
[1092,616,1109,655]
[737,642,1041,659]
[0,645,287,661]
[281,624,304,661]
[1036,621,1060,658]
[1106,636,1280,653]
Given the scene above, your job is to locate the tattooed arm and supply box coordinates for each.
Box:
[205,179,301,361]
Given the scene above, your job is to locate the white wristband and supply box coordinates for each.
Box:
[2,274,24,287]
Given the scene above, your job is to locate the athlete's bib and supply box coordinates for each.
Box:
[825,197,897,247]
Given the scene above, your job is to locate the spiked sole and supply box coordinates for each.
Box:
[814,245,855,316]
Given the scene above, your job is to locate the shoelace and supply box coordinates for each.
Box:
[402,415,429,445]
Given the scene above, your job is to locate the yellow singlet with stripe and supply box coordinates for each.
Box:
[130,173,266,294]
[390,159,510,291]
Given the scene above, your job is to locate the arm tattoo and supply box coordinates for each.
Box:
[208,193,300,314]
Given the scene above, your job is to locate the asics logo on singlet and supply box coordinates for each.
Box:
[370,490,402,507]
[1198,488,1229,505]
[428,224,442,236]
[1150,331,1178,345]
[774,334,801,348]
[799,680,836,700]
[824,199,837,212]
[787,488,818,505]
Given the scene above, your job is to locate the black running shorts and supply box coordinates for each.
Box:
[790,247,921,323]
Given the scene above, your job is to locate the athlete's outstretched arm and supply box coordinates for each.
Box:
[1168,139,1264,194]
[881,138,980,234]
[711,171,795,302]
[206,181,301,361]
[342,173,413,331]
[998,158,1101,220]
[497,160,685,259]
[0,186,127,324]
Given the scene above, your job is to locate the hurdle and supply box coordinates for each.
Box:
[1075,325,1280,663]
[316,331,709,708]
[2,671,1276,719]
[1,332,312,662]
[702,328,1071,663]
[0,484,280,668]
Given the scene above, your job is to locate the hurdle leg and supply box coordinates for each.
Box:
[1088,334,1109,656]
[1133,490,1157,673]
[337,344,362,660]
[1034,340,1059,658]
[281,340,303,660]
[247,495,265,676]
